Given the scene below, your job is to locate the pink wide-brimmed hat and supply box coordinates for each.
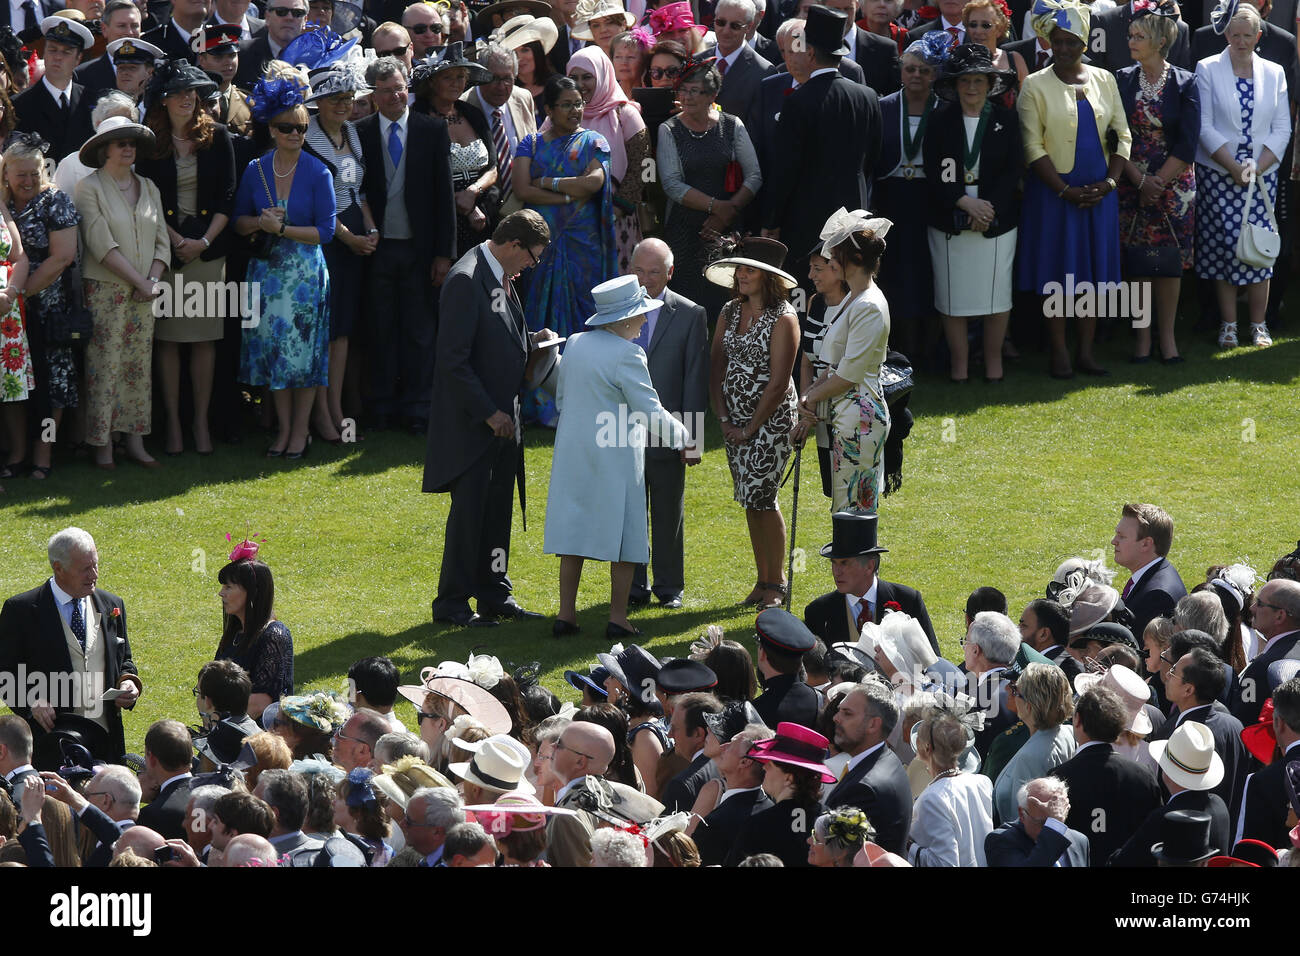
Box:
[746,721,836,783]
[397,669,512,735]
[648,1,705,36]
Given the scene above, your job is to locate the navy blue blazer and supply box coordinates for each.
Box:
[986,818,1091,866]
[1123,557,1187,641]
[875,90,939,181]
[922,100,1023,238]
[1116,64,1201,165]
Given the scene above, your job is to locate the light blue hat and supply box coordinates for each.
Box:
[585,275,663,326]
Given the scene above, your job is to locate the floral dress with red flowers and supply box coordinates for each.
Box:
[0,221,34,402]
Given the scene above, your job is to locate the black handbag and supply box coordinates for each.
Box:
[1122,204,1183,278]
[43,257,95,347]
[242,158,278,260]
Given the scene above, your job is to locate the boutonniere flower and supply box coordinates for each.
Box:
[110,607,121,618]
[884,601,902,612]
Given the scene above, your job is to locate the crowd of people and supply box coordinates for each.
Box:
[0,514,1298,868]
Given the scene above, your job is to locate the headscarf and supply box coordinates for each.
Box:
[1031,0,1089,43]
[567,46,644,183]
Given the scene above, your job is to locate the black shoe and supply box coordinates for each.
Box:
[606,622,643,639]
[1129,354,1151,364]
[1160,354,1186,365]
[435,609,499,628]
[1078,364,1110,377]
[657,595,683,609]
[483,601,544,621]
[627,590,652,607]
[553,619,581,637]
[286,435,312,460]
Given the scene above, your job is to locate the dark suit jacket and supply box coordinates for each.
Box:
[708,43,772,119]
[1089,5,1191,72]
[234,31,276,89]
[824,743,912,855]
[1108,788,1231,866]
[137,775,193,840]
[82,804,131,867]
[747,59,868,175]
[13,81,96,163]
[762,70,881,263]
[1234,631,1300,727]
[18,821,55,867]
[0,0,57,32]
[73,55,120,111]
[973,671,1015,757]
[0,583,139,762]
[848,26,901,96]
[1004,36,1052,72]
[693,786,773,866]
[1122,557,1187,640]
[206,11,266,37]
[1190,21,1300,103]
[986,818,1091,866]
[136,124,237,261]
[643,288,708,458]
[143,20,201,63]
[922,99,1023,238]
[1236,739,1300,849]
[1116,63,1200,164]
[1050,742,1162,866]
[548,22,575,75]
[1149,703,1246,815]
[422,245,543,493]
[659,750,720,814]
[357,109,456,266]
[727,797,823,867]
[1044,644,1085,685]
[752,32,779,64]
[753,673,821,729]
[803,580,939,655]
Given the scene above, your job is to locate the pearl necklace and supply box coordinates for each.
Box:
[1138,62,1168,101]
[272,153,298,179]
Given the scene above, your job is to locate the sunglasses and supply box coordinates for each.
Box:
[376,45,410,58]
[713,17,750,28]
[274,122,308,134]
[649,66,681,79]
[269,6,308,16]
[967,20,996,28]
[409,23,443,34]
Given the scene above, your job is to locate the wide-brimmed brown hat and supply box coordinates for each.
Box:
[78,115,156,168]
[704,236,798,292]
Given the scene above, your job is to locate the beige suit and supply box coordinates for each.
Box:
[460,84,538,217]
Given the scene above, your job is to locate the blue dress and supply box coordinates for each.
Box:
[1017,100,1121,293]
[234,151,336,389]
[1194,78,1278,285]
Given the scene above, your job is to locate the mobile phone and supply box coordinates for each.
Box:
[154,846,177,864]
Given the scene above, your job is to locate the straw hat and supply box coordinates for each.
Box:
[1148,721,1225,792]
[572,0,635,40]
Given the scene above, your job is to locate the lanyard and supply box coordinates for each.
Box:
[962,101,993,177]
[902,94,935,164]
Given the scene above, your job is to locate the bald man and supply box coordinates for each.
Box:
[545,722,615,867]
[111,825,166,864]
[371,22,414,69]
[401,2,445,59]
[221,833,279,867]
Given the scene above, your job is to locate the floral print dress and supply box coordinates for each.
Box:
[10,189,80,409]
[0,221,33,401]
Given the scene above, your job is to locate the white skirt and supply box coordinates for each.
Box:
[928,226,1017,317]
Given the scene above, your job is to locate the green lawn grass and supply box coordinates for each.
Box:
[2,329,1297,754]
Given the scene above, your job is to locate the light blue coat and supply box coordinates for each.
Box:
[543,328,690,562]
[992,723,1077,826]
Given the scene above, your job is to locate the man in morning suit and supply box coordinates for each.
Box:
[1112,502,1187,641]
[1109,721,1231,866]
[74,0,143,107]
[707,0,772,118]
[826,679,913,854]
[142,0,208,61]
[234,0,307,88]
[761,5,880,275]
[423,211,560,628]
[14,17,97,162]
[823,0,901,94]
[803,512,939,654]
[1050,684,1162,866]
[965,612,1021,756]
[40,765,139,867]
[360,55,456,435]
[752,607,822,728]
[692,720,774,866]
[1235,674,1300,848]
[626,239,708,609]
[0,0,56,36]
[986,776,1091,866]
[1088,1,1192,73]
[460,41,538,221]
[135,719,194,840]
[1152,647,1246,813]
[1232,579,1300,726]
[659,692,724,813]
[0,528,142,769]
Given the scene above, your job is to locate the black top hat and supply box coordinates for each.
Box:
[1151,810,1219,864]
[703,699,765,743]
[819,512,889,559]
[195,714,261,766]
[804,5,849,56]
[656,659,718,694]
[755,607,817,655]
[32,715,111,772]
[934,42,1016,102]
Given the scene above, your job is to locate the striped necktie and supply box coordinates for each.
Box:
[492,108,512,202]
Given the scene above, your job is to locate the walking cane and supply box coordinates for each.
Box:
[785,442,802,611]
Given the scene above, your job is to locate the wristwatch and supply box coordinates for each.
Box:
[201,236,210,248]
[279,220,287,236]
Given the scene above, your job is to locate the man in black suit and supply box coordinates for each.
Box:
[208,0,266,37]
[1112,502,1187,640]
[0,528,142,768]
[907,0,969,41]
[1089,2,1193,72]
[823,0,900,94]
[13,17,97,162]
[547,0,582,74]
[626,239,708,609]
[0,0,56,35]
[1154,647,1246,813]
[75,0,144,106]
[692,722,774,866]
[1050,685,1162,865]
[0,715,39,788]
[1233,579,1300,725]
[41,765,138,867]
[761,5,881,275]
[660,692,724,813]
[707,0,772,117]
[803,512,939,654]
[825,680,912,854]
[359,56,456,434]
[1110,720,1232,866]
[1004,32,1055,71]
[965,611,1022,756]
[986,776,1092,866]
[753,607,822,728]
[1235,674,1300,848]
[1019,598,1083,685]
[143,0,209,61]
[234,0,307,88]
[423,211,558,628]
[135,719,194,840]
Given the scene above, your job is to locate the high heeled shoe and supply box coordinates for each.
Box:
[553,619,581,637]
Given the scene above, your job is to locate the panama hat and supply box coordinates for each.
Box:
[1148,720,1225,791]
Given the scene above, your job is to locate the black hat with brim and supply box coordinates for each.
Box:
[933,42,1016,102]
[1151,810,1219,864]
[656,659,718,694]
[755,607,817,655]
[819,511,889,559]
[804,5,849,56]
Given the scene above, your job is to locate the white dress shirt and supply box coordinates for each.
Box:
[49,577,88,631]
[1126,556,1162,592]
[845,579,879,626]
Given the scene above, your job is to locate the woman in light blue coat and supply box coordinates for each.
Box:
[992,662,1077,825]
[545,275,691,641]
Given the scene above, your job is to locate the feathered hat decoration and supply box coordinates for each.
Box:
[226,530,266,563]
[282,26,358,71]
[245,75,308,125]
[904,28,956,66]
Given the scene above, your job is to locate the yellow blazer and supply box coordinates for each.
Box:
[1017,65,1132,175]
[75,168,171,284]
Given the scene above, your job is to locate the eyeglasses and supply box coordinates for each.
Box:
[713,17,750,28]
[967,20,996,28]
[649,66,681,79]
[334,727,365,744]
[520,242,540,265]
[417,711,440,723]
[554,738,597,762]
[273,122,308,134]
[553,100,585,111]
[1006,683,1019,699]
[376,45,410,58]
[409,23,443,34]
[1158,649,1174,664]
[269,6,308,16]
[1166,664,1182,681]
[678,86,709,98]
[84,790,116,803]
[1255,600,1283,612]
